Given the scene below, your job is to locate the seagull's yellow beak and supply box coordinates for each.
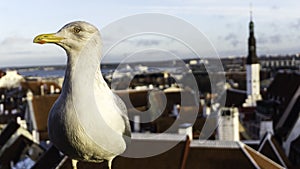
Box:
[33,33,64,44]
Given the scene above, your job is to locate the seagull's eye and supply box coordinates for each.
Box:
[73,27,81,34]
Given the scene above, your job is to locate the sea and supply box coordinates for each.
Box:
[5,65,113,78]
[4,62,187,79]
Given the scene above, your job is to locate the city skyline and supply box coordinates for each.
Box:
[0,0,299,67]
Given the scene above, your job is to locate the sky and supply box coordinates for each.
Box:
[0,0,299,67]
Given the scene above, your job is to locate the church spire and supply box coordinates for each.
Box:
[243,6,262,107]
[247,7,258,64]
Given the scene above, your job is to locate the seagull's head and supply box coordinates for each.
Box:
[34,21,101,55]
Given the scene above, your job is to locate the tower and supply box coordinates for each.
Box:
[243,10,262,107]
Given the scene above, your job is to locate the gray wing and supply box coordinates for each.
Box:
[113,93,131,139]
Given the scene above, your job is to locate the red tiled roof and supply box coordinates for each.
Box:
[258,133,292,168]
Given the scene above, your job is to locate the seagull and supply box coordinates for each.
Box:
[33,21,131,169]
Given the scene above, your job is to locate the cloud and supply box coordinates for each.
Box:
[269,35,282,44]
[136,6,250,17]
[223,33,240,47]
[102,33,206,63]
[268,22,280,31]
[257,34,282,44]
[0,36,65,67]
[270,5,279,10]
[128,38,162,46]
[1,36,28,46]
[290,18,300,30]
[257,34,268,44]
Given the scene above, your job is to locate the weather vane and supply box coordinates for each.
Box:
[250,3,253,21]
